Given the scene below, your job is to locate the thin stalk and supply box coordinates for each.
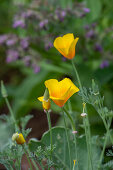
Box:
[102,118,113,144]
[97,131,109,170]
[71,59,93,170]
[83,117,93,170]
[62,107,79,170]
[24,145,39,170]
[5,97,19,131]
[46,111,53,158]
[62,107,75,130]
[62,110,72,169]
[31,158,39,170]
[23,146,33,170]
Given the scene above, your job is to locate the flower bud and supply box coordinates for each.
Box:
[81,113,87,117]
[12,133,25,145]
[38,88,51,111]
[1,81,8,98]
[42,98,51,111]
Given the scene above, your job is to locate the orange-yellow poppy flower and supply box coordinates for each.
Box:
[12,133,25,145]
[45,78,79,107]
[38,96,51,111]
[54,33,79,59]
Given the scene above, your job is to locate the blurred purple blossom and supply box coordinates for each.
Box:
[91,23,97,28]
[100,60,109,69]
[86,30,95,39]
[94,43,103,52]
[21,11,33,18]
[45,42,53,51]
[23,56,31,66]
[6,50,19,63]
[20,38,29,49]
[0,35,8,44]
[13,20,25,28]
[55,9,66,22]
[84,25,90,30]
[39,19,48,29]
[83,8,90,13]
[6,36,17,46]
[32,63,40,73]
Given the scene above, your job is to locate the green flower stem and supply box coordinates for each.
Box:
[24,145,39,170]
[62,107,79,170]
[62,107,75,131]
[97,131,109,170]
[102,118,113,144]
[62,109,72,170]
[23,146,33,170]
[46,110,53,159]
[71,59,93,170]
[5,97,19,131]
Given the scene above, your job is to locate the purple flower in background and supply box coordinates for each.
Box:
[84,25,90,30]
[21,11,33,18]
[23,56,31,66]
[6,50,19,63]
[83,8,90,13]
[13,20,25,28]
[45,42,53,51]
[32,63,40,73]
[86,30,95,39]
[94,43,103,52]
[6,35,17,46]
[55,9,66,22]
[91,23,97,28]
[20,38,29,49]
[0,35,8,44]
[39,19,48,29]
[100,60,109,69]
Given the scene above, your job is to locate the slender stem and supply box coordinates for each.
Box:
[46,111,53,158]
[102,118,113,144]
[24,145,39,170]
[73,134,79,170]
[83,117,93,170]
[97,131,109,170]
[23,146,33,170]
[71,59,93,170]
[62,107,79,170]
[71,60,82,91]
[62,110,72,169]
[62,107,75,131]
[31,158,39,170]
[5,97,19,131]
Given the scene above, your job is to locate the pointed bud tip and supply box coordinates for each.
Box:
[1,80,8,98]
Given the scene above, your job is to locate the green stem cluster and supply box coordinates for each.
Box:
[62,107,79,170]
[63,110,72,169]
[71,59,93,170]
[46,110,53,159]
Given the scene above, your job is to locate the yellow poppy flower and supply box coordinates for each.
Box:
[54,33,79,59]
[45,78,79,107]
[12,133,25,145]
[38,88,51,111]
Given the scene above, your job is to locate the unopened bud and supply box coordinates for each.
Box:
[42,98,51,111]
[81,113,87,117]
[1,81,8,98]
[12,132,25,145]
[72,131,78,134]
[44,88,49,100]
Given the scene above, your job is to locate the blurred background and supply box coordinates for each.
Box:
[0,0,113,159]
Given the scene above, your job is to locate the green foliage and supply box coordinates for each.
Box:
[0,143,23,170]
[29,127,100,170]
